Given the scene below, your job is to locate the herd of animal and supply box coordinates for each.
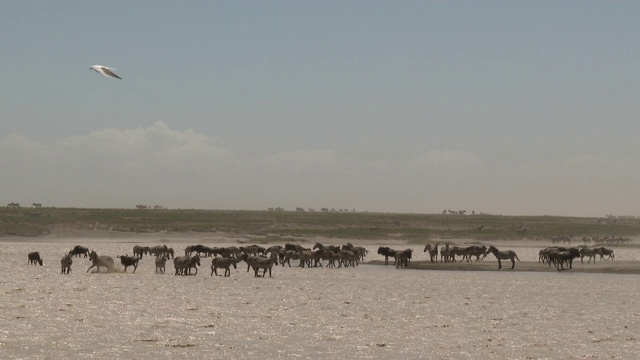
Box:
[377,244,616,271]
[25,242,618,275]
[25,242,370,277]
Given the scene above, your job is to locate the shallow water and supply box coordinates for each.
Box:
[1,241,639,359]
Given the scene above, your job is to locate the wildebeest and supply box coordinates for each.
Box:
[579,248,598,264]
[28,251,43,266]
[60,254,73,274]
[87,251,115,273]
[485,246,520,269]
[377,246,398,265]
[211,256,237,277]
[69,245,90,258]
[394,249,413,269]
[117,254,139,273]
[132,245,149,259]
[594,247,614,261]
[554,248,581,271]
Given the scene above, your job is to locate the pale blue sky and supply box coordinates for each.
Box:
[1,1,639,216]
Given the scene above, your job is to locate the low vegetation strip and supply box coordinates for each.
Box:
[1,207,640,241]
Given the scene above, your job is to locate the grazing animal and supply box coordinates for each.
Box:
[554,248,581,271]
[279,251,300,267]
[579,248,598,264]
[155,254,168,274]
[173,255,200,276]
[423,244,438,263]
[28,251,43,266]
[248,254,278,277]
[69,245,90,258]
[440,244,453,263]
[377,246,398,265]
[594,247,614,261]
[340,250,358,268]
[395,249,413,268]
[211,257,237,277]
[485,246,520,269]
[60,254,73,274]
[148,245,169,257]
[132,246,149,259]
[117,254,139,273]
[460,245,487,262]
[87,251,115,273]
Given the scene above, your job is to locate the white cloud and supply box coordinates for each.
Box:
[56,121,228,170]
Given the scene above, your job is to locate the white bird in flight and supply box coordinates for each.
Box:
[90,65,122,79]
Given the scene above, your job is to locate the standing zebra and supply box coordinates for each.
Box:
[211,257,237,277]
[423,244,438,263]
[485,246,520,269]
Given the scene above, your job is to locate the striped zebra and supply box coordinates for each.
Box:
[279,250,300,267]
[173,255,200,276]
[247,255,278,277]
[211,257,237,277]
[485,246,519,269]
[423,244,438,263]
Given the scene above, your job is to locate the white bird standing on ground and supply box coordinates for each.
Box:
[90,65,122,79]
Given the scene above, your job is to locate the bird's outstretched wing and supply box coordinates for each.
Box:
[102,67,122,79]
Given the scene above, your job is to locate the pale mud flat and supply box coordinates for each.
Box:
[1,236,640,359]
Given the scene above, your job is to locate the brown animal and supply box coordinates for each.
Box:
[28,251,43,266]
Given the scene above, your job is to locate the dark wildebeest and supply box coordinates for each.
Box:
[594,247,615,261]
[554,248,581,271]
[69,245,90,258]
[60,254,73,274]
[28,251,43,266]
[377,246,398,265]
[132,245,149,259]
[117,254,140,273]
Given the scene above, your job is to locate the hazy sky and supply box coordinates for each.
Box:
[2,1,639,217]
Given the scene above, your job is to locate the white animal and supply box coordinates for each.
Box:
[90,65,122,79]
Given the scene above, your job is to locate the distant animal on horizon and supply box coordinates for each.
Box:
[28,251,43,266]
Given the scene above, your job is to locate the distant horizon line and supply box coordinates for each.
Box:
[4,204,637,219]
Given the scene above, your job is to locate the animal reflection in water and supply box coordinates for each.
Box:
[485,246,520,269]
